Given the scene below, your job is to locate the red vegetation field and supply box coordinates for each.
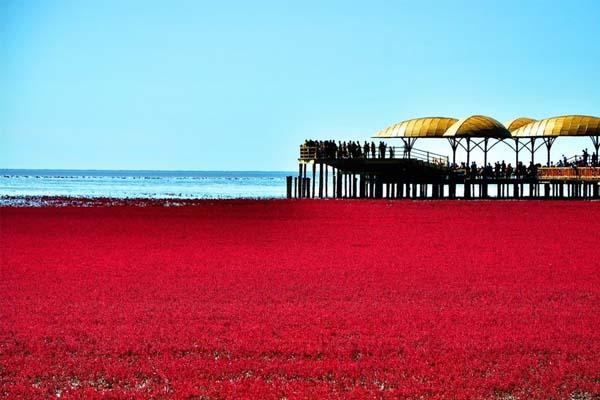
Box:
[1,200,599,399]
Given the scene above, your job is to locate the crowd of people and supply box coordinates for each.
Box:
[555,149,599,167]
[303,140,394,159]
[452,161,537,179]
[453,149,599,179]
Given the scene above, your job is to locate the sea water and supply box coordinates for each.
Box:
[0,170,291,199]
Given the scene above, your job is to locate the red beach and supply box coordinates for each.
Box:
[1,200,599,399]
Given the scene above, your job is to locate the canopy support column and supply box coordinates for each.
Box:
[401,138,418,159]
[543,137,556,166]
[514,138,520,168]
[466,137,471,165]
[483,138,489,167]
[591,135,600,166]
[447,138,460,167]
[529,138,537,165]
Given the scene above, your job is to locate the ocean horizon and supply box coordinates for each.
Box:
[0,169,295,200]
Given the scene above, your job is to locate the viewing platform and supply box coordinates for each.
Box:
[287,114,600,200]
[287,143,600,200]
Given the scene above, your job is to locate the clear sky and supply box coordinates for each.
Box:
[1,0,599,171]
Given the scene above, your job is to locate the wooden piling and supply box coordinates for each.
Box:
[286,176,292,198]
[302,164,307,198]
[318,163,323,198]
[312,163,316,198]
[375,178,383,198]
[324,165,328,197]
[359,174,366,198]
[298,164,303,198]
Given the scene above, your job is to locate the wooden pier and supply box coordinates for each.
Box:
[288,114,600,200]
[287,145,600,200]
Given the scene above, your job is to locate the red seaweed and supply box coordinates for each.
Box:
[1,200,599,399]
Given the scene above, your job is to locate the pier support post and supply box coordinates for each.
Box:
[302,178,309,198]
[336,172,342,198]
[359,174,366,198]
[594,183,599,199]
[318,163,323,198]
[559,182,564,198]
[312,163,316,198]
[332,168,336,198]
[302,164,307,198]
[298,164,303,198]
[370,178,375,198]
[324,165,328,198]
[375,178,383,198]
[286,176,292,198]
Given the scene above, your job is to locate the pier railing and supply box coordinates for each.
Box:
[299,145,449,166]
[538,166,600,180]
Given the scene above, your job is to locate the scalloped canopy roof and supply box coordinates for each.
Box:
[510,115,600,138]
[373,117,458,138]
[443,115,511,138]
[372,115,600,140]
[505,117,536,132]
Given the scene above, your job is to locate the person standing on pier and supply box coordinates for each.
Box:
[470,162,478,179]
[370,142,376,159]
[378,142,386,159]
[506,163,513,178]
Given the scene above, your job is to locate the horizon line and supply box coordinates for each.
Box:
[0,168,296,173]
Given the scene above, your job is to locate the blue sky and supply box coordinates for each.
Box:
[1,0,599,170]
